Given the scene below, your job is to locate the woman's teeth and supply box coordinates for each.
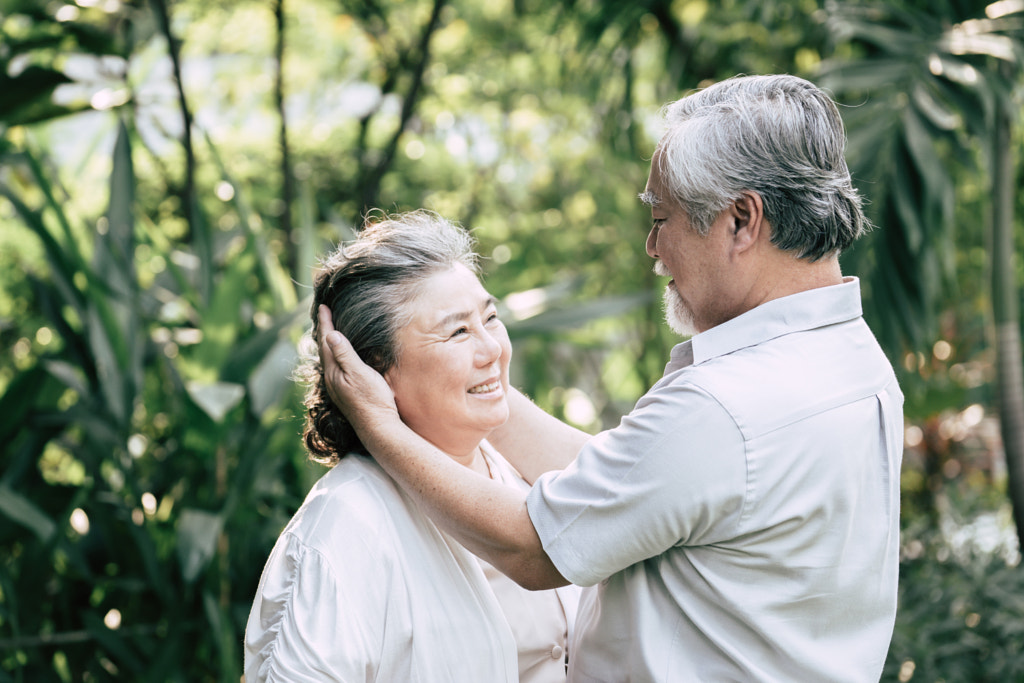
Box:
[468,381,500,394]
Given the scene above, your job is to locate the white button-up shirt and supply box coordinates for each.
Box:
[528,278,903,682]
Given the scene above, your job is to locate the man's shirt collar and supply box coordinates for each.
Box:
[665,277,863,374]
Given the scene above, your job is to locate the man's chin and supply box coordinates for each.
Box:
[663,286,697,337]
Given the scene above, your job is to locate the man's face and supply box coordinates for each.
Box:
[643,149,736,336]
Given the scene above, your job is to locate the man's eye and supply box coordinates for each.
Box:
[450,327,468,338]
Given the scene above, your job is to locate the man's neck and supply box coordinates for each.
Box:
[753,252,843,307]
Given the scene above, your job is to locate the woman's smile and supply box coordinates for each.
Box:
[468,379,503,395]
[384,264,512,457]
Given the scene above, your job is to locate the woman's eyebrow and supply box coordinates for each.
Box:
[432,310,470,332]
[431,296,497,332]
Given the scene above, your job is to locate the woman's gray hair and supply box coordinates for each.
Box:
[656,74,868,260]
[296,209,479,465]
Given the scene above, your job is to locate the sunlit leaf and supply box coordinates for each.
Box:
[911,81,961,130]
[86,301,128,425]
[185,381,246,423]
[222,309,304,385]
[43,359,88,396]
[247,337,300,416]
[505,292,652,336]
[176,508,224,584]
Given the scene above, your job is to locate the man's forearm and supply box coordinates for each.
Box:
[359,414,569,590]
[487,388,591,484]
[315,308,568,589]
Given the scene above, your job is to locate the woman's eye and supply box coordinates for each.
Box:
[486,312,499,323]
[450,327,468,338]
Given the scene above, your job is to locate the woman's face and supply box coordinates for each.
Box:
[384,264,512,456]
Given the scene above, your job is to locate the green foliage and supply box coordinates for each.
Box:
[885,516,1024,683]
[0,117,313,680]
[819,0,1024,367]
[1,0,1023,680]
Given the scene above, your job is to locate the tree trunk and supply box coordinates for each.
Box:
[150,0,194,232]
[991,90,1024,547]
[274,0,296,275]
[357,0,446,216]
[150,0,212,302]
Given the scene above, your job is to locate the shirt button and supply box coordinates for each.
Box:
[551,645,564,660]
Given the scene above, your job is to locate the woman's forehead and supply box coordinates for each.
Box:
[407,265,493,327]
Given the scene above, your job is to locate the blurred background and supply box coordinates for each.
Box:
[2,0,1024,680]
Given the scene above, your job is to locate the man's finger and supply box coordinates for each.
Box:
[316,304,366,378]
[325,328,354,363]
[315,303,396,421]
[317,304,347,368]
[317,304,336,338]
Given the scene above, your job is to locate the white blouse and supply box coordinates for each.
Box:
[244,453,519,682]
[480,443,580,683]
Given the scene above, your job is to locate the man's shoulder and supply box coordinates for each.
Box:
[675,318,898,437]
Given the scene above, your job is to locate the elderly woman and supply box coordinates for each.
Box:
[244,210,578,682]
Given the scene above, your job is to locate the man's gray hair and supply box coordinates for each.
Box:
[298,209,479,464]
[657,74,868,260]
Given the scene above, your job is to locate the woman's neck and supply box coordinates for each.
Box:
[430,439,491,478]
[468,447,492,479]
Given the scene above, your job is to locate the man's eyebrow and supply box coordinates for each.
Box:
[638,191,661,207]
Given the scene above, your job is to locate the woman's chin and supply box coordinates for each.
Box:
[479,404,511,434]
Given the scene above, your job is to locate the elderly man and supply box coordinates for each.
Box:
[319,74,903,681]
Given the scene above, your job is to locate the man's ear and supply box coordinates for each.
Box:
[729,191,765,254]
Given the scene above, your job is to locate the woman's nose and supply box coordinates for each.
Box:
[476,329,502,365]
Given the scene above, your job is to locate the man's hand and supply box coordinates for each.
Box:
[315,306,568,589]
[317,304,398,431]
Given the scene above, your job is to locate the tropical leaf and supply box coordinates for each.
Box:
[0,482,56,543]
[505,291,653,336]
[0,66,81,126]
[185,381,246,423]
[176,508,224,584]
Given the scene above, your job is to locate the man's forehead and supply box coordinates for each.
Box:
[642,149,668,203]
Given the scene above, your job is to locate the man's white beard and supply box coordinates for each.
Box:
[663,284,697,337]
[654,260,697,337]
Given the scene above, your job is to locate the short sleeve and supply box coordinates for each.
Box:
[243,531,391,682]
[527,382,747,586]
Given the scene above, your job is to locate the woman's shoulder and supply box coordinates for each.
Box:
[284,455,411,557]
[310,453,400,500]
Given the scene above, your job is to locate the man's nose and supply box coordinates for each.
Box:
[646,225,659,258]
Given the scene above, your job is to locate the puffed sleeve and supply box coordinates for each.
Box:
[244,530,391,682]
